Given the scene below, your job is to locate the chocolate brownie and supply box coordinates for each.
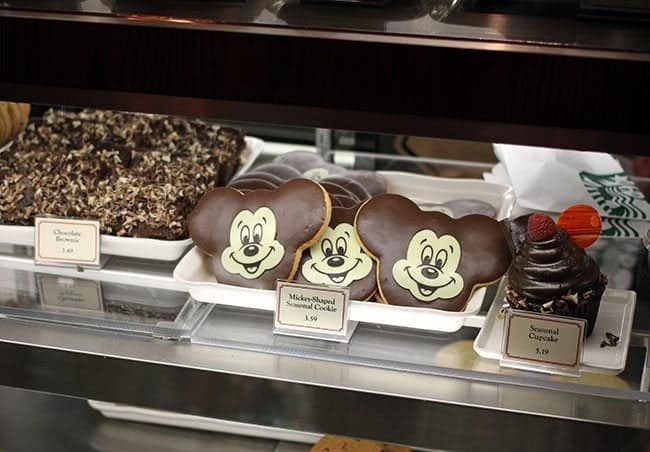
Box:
[0,109,246,240]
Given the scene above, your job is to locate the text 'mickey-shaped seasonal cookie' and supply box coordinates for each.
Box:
[189,179,331,290]
[296,204,376,300]
[355,194,512,311]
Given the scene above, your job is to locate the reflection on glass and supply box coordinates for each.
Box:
[0,268,207,338]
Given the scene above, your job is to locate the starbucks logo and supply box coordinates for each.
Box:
[580,172,648,220]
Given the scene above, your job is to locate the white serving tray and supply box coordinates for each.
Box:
[473,281,637,375]
[172,174,511,333]
[174,247,485,333]
[87,400,320,445]
[377,171,515,220]
[0,137,264,261]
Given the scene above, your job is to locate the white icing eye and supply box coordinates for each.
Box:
[335,237,347,256]
[435,249,448,269]
[240,225,250,245]
[322,238,333,257]
[421,245,433,266]
[253,223,263,243]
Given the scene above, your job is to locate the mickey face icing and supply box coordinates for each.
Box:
[222,207,284,279]
[303,223,373,286]
[355,194,511,311]
[189,179,331,290]
[392,230,463,302]
[296,204,376,300]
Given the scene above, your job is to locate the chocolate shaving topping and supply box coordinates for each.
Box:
[561,292,579,304]
[606,332,620,346]
[0,109,245,240]
[600,332,619,348]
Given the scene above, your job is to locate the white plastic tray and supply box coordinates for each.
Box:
[172,174,511,333]
[174,247,485,333]
[473,281,637,375]
[0,137,264,261]
[377,171,515,220]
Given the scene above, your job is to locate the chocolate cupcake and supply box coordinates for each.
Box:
[506,213,607,336]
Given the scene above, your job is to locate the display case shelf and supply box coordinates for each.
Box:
[1,0,649,154]
[3,0,650,54]
[0,249,646,447]
[0,311,647,450]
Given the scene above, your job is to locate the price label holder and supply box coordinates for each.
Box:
[500,309,586,377]
[274,280,357,343]
[37,275,104,312]
[34,217,107,269]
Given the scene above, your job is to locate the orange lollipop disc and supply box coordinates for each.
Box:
[557,204,602,248]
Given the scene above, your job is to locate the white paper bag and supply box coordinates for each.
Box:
[486,144,650,238]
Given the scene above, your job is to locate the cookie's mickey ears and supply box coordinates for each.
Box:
[557,204,602,249]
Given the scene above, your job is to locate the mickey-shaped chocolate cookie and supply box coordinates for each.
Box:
[189,179,331,290]
[296,204,376,300]
[355,194,511,311]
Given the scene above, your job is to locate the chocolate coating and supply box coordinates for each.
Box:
[328,195,344,207]
[303,163,346,180]
[343,170,388,196]
[502,214,532,256]
[253,163,302,181]
[189,179,331,290]
[228,178,278,192]
[231,172,285,187]
[319,181,359,202]
[333,194,358,208]
[296,204,377,301]
[508,229,600,302]
[355,194,512,311]
[322,175,371,201]
[274,151,326,172]
[443,199,497,218]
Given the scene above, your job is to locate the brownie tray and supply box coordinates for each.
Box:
[0,137,264,261]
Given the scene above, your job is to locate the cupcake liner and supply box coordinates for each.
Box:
[505,274,607,337]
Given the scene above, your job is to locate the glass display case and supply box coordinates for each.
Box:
[0,1,649,450]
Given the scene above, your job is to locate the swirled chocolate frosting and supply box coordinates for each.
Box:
[508,229,600,302]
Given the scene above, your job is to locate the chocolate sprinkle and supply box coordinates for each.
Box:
[605,332,620,346]
[600,332,620,348]
[0,109,246,240]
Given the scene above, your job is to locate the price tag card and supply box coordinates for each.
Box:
[274,280,357,343]
[38,275,103,312]
[501,309,585,376]
[34,217,101,267]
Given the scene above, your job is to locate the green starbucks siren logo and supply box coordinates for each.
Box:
[580,172,648,220]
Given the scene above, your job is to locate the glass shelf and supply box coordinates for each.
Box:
[194,303,649,403]
[0,267,209,339]
[2,0,649,57]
